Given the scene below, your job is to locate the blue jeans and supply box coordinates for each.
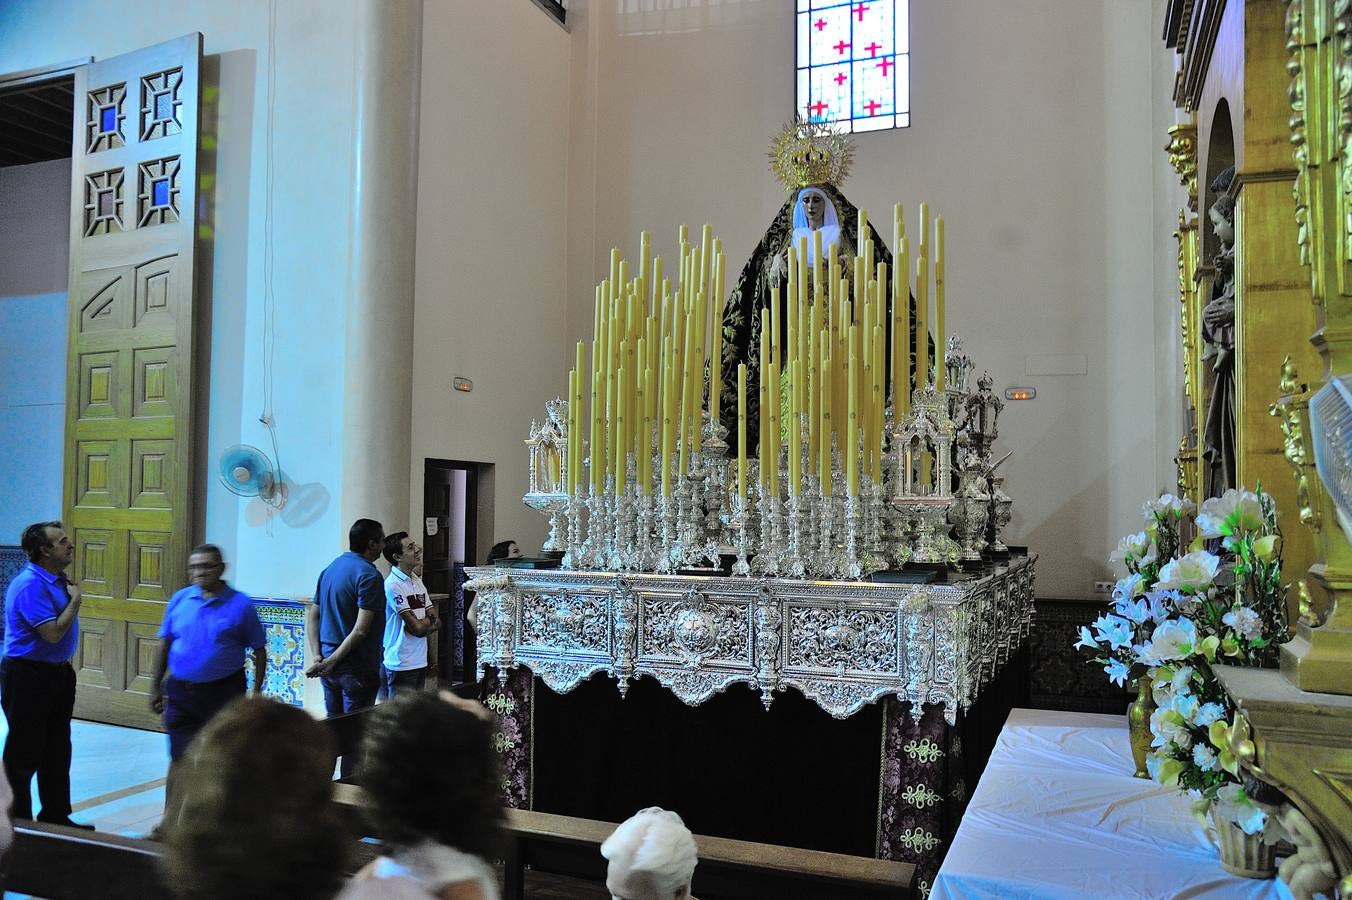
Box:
[321,665,379,779]
[320,665,379,717]
[385,667,427,695]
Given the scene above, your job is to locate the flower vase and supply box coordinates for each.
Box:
[1214,814,1276,879]
[1128,670,1156,779]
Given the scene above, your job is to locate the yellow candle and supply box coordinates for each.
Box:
[808,301,820,474]
[820,333,833,497]
[894,238,909,413]
[916,256,929,389]
[639,230,651,295]
[857,208,869,255]
[566,369,577,494]
[813,229,824,296]
[893,203,903,260]
[788,359,801,497]
[661,337,674,497]
[591,344,604,493]
[872,323,884,483]
[737,363,747,500]
[616,365,628,494]
[759,335,769,487]
[680,308,696,475]
[847,324,859,497]
[710,290,725,424]
[636,336,647,484]
[919,203,929,258]
[768,359,780,497]
[935,216,946,390]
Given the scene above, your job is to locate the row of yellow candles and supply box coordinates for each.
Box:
[564,204,946,501]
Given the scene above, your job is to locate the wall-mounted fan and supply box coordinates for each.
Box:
[218,443,284,507]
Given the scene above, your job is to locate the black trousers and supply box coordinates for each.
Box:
[163,671,246,760]
[0,656,76,821]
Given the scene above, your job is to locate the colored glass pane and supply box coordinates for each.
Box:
[153,178,170,208]
[154,91,171,122]
[100,106,116,133]
[796,0,909,133]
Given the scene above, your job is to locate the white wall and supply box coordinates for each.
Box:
[0,0,390,597]
[562,0,1170,597]
[0,160,69,544]
[408,0,572,562]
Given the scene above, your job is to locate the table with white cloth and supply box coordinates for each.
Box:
[931,708,1290,900]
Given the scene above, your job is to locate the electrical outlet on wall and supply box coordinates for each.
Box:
[1093,581,1114,595]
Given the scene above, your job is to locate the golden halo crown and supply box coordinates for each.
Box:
[768,118,855,192]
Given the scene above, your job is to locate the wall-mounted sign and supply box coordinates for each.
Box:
[453,377,473,393]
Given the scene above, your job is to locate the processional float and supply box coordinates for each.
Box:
[491,122,1035,723]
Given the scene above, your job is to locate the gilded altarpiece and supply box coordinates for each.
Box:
[1164,0,1352,889]
[1167,0,1320,623]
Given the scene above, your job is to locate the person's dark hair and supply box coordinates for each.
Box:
[20,521,63,563]
[162,696,347,900]
[361,691,505,860]
[486,540,516,564]
[382,531,409,566]
[349,518,384,553]
[189,543,223,562]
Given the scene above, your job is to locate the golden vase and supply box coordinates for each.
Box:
[1128,669,1156,779]
[1214,812,1277,879]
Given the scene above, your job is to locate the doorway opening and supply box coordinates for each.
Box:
[423,458,491,682]
[0,69,75,548]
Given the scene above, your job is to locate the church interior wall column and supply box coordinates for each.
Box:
[339,0,422,534]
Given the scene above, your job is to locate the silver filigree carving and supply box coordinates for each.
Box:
[465,557,1035,724]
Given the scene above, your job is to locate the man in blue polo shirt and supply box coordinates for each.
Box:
[306,518,385,703]
[1,521,91,829]
[149,543,266,834]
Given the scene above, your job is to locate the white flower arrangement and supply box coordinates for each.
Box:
[1074,487,1290,835]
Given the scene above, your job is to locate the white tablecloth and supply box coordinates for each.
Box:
[931,708,1290,900]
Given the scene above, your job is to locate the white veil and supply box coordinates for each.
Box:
[791,187,842,266]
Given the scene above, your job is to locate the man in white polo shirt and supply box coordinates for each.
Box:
[380,532,439,693]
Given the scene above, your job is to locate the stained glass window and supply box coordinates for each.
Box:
[796,0,910,132]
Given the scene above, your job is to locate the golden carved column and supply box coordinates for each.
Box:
[1280,0,1352,695]
[1230,0,1322,628]
[1167,123,1204,505]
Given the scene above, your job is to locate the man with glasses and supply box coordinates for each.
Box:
[150,544,266,835]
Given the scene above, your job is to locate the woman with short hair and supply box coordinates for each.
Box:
[340,690,504,900]
[161,695,348,900]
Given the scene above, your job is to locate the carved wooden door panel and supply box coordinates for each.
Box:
[63,34,201,729]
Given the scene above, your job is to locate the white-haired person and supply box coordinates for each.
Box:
[601,807,699,900]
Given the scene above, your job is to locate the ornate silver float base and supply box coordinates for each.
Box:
[465,554,1036,725]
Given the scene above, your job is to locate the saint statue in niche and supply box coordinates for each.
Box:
[1201,165,1236,499]
[718,121,927,455]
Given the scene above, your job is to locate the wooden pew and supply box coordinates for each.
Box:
[7,820,172,899]
[318,681,482,780]
[4,820,379,899]
[333,783,914,899]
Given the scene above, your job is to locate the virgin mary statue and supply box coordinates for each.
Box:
[718,122,925,455]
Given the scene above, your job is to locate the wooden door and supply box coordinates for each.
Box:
[63,34,202,729]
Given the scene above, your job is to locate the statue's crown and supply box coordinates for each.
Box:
[769,118,854,192]
[978,371,994,391]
